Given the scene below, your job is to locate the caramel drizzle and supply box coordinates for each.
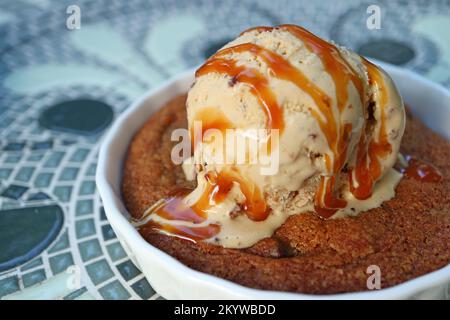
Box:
[144,167,266,242]
[278,25,364,112]
[238,26,367,217]
[145,25,392,242]
[401,156,442,183]
[196,55,283,133]
[349,59,391,200]
[188,106,269,221]
[141,221,221,242]
[152,172,228,225]
[189,107,234,154]
[274,24,365,217]
[208,28,366,218]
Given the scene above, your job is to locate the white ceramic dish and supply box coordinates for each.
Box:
[96,62,450,300]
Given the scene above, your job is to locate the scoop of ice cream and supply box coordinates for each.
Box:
[139,25,405,248]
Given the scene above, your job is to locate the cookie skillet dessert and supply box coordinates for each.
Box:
[122,25,450,294]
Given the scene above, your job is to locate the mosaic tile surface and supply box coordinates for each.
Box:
[0,0,449,300]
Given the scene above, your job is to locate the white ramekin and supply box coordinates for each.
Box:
[96,62,450,300]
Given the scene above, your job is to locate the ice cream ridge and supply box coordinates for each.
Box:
[135,25,406,248]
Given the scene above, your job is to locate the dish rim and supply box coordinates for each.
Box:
[96,62,450,299]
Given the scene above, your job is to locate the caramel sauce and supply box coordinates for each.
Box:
[277,25,366,215]
[213,42,329,141]
[142,221,220,242]
[212,42,333,158]
[196,57,283,132]
[155,196,205,223]
[402,156,442,183]
[239,26,274,36]
[278,25,365,111]
[314,176,347,218]
[154,172,224,224]
[214,168,267,221]
[349,59,392,200]
[242,25,378,216]
[147,167,267,241]
[213,31,367,216]
[190,107,234,152]
[144,25,398,241]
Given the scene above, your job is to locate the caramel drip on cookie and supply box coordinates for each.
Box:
[143,167,267,241]
[141,221,221,242]
[401,156,442,183]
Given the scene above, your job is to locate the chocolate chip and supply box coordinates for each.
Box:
[310,152,322,159]
[228,76,238,87]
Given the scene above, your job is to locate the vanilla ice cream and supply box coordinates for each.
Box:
[139,25,405,248]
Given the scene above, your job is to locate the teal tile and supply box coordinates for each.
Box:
[34,172,53,188]
[21,257,43,271]
[63,287,87,300]
[48,230,69,253]
[102,224,116,241]
[106,242,126,262]
[62,140,76,146]
[19,117,33,126]
[2,184,28,199]
[4,141,25,151]
[44,152,65,168]
[0,168,12,179]
[70,148,89,162]
[76,219,95,238]
[31,140,53,150]
[99,280,130,300]
[79,239,102,262]
[30,126,44,135]
[53,186,72,202]
[5,154,21,163]
[59,167,79,181]
[49,252,74,274]
[0,276,19,298]
[16,103,30,112]
[86,259,113,285]
[86,163,96,176]
[22,269,46,287]
[79,181,95,195]
[116,260,140,281]
[27,153,44,162]
[76,199,93,216]
[28,192,50,201]
[15,166,35,182]
[6,131,22,138]
[99,207,107,221]
[131,278,155,300]
[0,116,13,128]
